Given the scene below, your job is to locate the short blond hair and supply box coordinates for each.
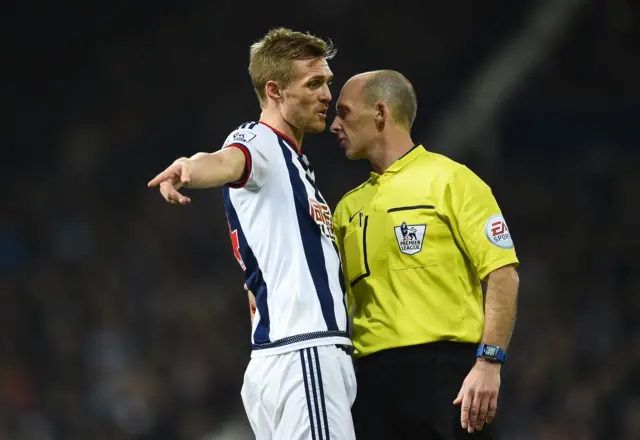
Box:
[249,28,336,108]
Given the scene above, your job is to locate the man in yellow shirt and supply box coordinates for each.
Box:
[330,70,520,439]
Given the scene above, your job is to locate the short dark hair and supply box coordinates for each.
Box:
[362,70,417,129]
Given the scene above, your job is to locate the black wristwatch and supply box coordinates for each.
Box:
[476,344,507,364]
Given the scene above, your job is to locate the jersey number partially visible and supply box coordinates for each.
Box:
[227,220,246,271]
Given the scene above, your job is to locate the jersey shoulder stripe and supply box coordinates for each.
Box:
[225,121,279,151]
[236,121,259,130]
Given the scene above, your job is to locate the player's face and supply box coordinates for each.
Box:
[280,58,333,133]
[330,79,378,160]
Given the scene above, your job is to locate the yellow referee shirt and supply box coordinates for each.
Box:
[334,145,519,358]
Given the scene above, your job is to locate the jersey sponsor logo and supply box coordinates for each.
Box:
[232,130,256,143]
[485,214,514,249]
[394,222,427,255]
[309,198,335,241]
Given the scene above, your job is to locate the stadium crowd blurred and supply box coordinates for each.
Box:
[2,1,638,439]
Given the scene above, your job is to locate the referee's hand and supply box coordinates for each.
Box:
[453,359,501,433]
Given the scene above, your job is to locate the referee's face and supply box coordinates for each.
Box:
[330,78,377,160]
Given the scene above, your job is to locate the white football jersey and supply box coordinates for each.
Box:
[221,121,350,357]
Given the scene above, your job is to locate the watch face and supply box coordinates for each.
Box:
[484,345,498,357]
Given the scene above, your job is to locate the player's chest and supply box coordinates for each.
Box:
[282,155,335,241]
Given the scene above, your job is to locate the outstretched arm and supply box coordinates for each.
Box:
[148,147,247,204]
[148,147,246,190]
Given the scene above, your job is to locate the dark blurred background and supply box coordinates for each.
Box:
[2,0,639,439]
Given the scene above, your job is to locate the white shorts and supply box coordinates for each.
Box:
[241,344,357,440]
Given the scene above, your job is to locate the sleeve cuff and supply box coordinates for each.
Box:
[477,257,519,281]
[224,143,252,188]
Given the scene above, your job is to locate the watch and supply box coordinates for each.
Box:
[476,344,507,364]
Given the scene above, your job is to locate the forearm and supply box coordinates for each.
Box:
[181,150,244,189]
[482,265,519,350]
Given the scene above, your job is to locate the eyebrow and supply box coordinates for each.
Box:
[308,74,333,82]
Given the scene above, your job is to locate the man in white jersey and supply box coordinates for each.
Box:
[147,28,356,440]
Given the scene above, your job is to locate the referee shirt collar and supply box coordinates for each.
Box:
[369,144,425,180]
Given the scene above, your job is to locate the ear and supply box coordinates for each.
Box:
[265,80,283,102]
[374,102,387,130]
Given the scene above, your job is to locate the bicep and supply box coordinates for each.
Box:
[222,142,271,190]
[218,145,248,184]
[447,168,519,278]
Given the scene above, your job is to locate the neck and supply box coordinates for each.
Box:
[259,108,303,149]
[367,127,414,174]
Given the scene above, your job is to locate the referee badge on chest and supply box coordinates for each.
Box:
[394,222,427,255]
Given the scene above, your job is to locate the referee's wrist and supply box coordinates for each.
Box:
[475,357,502,369]
[476,343,507,364]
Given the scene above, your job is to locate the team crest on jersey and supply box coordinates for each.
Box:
[309,198,335,241]
[485,214,514,249]
[232,130,256,143]
[394,222,427,255]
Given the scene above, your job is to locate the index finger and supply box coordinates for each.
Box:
[148,168,177,188]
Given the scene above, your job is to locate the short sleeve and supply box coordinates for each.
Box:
[222,128,270,190]
[443,166,519,280]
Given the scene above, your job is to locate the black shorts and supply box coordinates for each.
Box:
[352,341,498,440]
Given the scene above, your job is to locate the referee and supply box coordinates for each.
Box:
[331,71,519,439]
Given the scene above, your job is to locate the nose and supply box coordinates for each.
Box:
[330,119,340,134]
[320,83,332,104]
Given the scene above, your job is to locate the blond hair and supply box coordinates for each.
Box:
[249,28,336,108]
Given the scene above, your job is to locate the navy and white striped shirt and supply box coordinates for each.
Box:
[222,121,350,357]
